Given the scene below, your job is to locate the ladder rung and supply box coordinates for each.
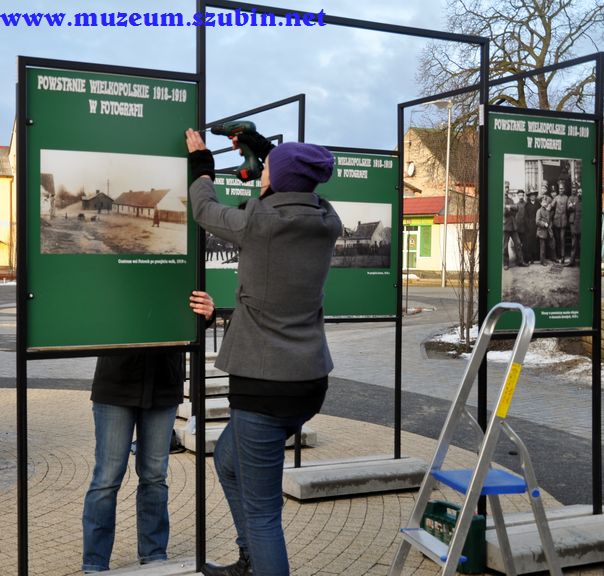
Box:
[400,528,467,565]
[432,468,527,495]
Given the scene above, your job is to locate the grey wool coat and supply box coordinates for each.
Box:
[189,177,342,381]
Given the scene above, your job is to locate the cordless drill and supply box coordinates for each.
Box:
[210,120,263,182]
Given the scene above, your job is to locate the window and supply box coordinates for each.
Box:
[420,225,432,257]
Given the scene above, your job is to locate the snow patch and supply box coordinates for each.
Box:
[434,324,588,368]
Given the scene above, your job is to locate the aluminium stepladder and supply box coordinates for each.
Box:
[388,302,563,576]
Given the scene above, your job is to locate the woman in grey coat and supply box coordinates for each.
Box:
[186,128,342,576]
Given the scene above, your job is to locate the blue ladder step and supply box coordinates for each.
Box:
[432,468,527,495]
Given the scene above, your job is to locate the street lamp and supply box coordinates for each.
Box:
[427,99,453,287]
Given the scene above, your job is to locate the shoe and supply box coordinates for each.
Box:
[504,265,509,270]
[517,262,527,267]
[564,261,576,267]
[202,548,252,576]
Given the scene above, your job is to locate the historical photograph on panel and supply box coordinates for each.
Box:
[501,154,582,308]
[40,150,188,255]
[330,201,392,268]
[205,232,240,269]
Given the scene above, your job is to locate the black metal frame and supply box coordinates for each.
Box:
[196,1,488,570]
[398,51,604,515]
[197,0,488,570]
[15,3,492,573]
[395,47,490,464]
[16,55,202,576]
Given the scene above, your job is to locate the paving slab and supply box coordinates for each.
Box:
[486,514,604,573]
[183,377,229,398]
[174,421,318,455]
[106,558,196,575]
[176,397,230,421]
[282,455,427,500]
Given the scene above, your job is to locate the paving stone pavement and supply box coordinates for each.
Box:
[0,388,575,576]
[1,284,603,575]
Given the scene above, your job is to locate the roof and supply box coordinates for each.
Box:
[350,221,381,239]
[0,147,12,177]
[83,191,112,201]
[157,193,186,212]
[114,189,169,208]
[403,196,445,216]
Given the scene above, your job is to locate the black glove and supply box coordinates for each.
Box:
[188,149,215,181]
[236,131,275,162]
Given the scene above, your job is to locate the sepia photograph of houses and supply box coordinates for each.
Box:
[330,201,392,268]
[40,149,188,255]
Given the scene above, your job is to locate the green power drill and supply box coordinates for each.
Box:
[210,120,263,182]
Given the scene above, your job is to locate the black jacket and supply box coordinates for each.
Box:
[91,352,184,409]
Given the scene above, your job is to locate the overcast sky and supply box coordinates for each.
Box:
[1,0,456,151]
[41,150,187,196]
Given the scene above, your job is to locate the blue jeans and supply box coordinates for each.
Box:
[214,409,313,576]
[82,403,177,572]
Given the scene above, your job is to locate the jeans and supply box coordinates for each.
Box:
[214,409,313,576]
[82,403,177,572]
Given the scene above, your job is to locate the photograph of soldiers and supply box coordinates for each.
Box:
[523,187,540,264]
[502,181,526,270]
[551,178,569,263]
[500,154,582,309]
[205,233,239,269]
[566,181,582,267]
[536,194,555,266]
[514,189,529,264]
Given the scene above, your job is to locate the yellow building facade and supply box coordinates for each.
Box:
[0,125,16,278]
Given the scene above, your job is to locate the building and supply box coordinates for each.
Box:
[40,173,56,219]
[156,193,187,224]
[0,140,15,277]
[112,188,170,219]
[401,126,478,277]
[337,220,387,249]
[402,196,445,272]
[402,193,477,275]
[402,126,477,199]
[82,191,114,212]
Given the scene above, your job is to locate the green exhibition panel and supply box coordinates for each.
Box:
[487,111,596,331]
[208,150,398,317]
[25,65,198,349]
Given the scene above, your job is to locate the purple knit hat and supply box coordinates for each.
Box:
[268,142,334,192]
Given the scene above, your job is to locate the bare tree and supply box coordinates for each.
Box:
[56,185,81,209]
[419,0,603,112]
[448,126,479,347]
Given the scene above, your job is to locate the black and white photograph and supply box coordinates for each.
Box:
[40,149,188,255]
[330,201,392,268]
[205,232,240,269]
[501,153,582,308]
